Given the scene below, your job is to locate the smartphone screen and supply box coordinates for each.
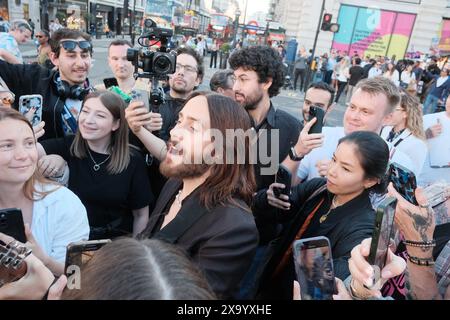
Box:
[368,197,397,287]
[308,106,325,134]
[389,162,417,205]
[0,208,26,243]
[18,94,43,127]
[103,77,119,89]
[293,236,336,300]
[273,164,292,198]
[65,239,111,275]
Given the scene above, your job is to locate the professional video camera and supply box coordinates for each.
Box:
[127,19,177,106]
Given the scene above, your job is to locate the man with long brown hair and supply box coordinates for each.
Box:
[137,92,258,299]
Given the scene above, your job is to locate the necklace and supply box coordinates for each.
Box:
[86,148,111,171]
[174,190,183,207]
[320,195,339,224]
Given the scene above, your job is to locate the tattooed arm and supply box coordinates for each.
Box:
[388,183,443,300]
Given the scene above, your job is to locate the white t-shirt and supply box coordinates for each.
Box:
[31,183,90,263]
[419,112,450,185]
[380,126,427,176]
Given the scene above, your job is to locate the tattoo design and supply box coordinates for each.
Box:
[405,207,434,252]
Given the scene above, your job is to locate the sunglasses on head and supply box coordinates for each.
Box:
[59,40,92,52]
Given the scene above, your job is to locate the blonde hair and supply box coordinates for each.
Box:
[0,108,59,201]
[70,91,130,174]
[400,89,425,140]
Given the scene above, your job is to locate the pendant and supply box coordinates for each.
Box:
[93,164,100,171]
[319,214,328,224]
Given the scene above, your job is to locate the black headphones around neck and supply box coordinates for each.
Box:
[53,72,90,100]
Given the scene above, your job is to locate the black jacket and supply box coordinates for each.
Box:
[0,61,89,140]
[139,179,259,299]
[254,178,375,299]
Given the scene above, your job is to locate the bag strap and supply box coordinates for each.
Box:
[153,201,210,244]
[273,184,328,277]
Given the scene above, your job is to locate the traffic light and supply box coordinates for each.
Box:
[321,13,332,31]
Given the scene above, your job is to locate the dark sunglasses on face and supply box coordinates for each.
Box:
[35,35,45,38]
[60,40,92,52]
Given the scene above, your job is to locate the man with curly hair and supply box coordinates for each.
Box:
[229,45,302,299]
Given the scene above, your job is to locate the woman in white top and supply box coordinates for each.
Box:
[383,62,400,86]
[400,64,417,94]
[381,89,428,175]
[334,57,350,103]
[0,107,89,275]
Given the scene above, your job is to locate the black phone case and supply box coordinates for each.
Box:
[389,162,417,205]
[0,208,26,243]
[274,165,292,198]
[103,77,119,89]
[65,240,111,274]
[308,106,325,134]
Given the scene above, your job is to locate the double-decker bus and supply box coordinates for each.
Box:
[209,13,232,40]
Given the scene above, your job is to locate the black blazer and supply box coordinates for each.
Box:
[255,178,375,299]
[140,179,259,299]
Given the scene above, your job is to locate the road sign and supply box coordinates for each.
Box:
[246,20,259,35]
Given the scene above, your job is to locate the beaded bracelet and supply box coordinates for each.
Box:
[408,255,435,266]
[403,239,436,248]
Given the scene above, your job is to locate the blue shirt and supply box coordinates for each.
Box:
[0,32,22,63]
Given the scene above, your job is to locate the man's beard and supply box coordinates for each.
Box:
[240,91,264,110]
[160,158,210,179]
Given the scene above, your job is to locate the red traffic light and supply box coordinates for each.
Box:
[323,13,332,22]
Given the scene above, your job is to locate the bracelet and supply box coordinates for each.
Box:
[408,255,435,266]
[403,239,436,248]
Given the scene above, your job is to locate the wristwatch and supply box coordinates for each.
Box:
[289,146,304,161]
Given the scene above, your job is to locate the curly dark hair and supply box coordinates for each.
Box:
[176,46,204,82]
[228,45,285,97]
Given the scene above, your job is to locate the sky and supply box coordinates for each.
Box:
[242,0,270,22]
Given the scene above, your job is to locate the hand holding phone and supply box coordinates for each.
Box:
[367,197,397,289]
[308,106,325,134]
[103,77,119,89]
[273,164,292,198]
[19,94,43,127]
[293,236,337,300]
[0,240,31,288]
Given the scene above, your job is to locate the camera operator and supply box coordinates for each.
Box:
[125,46,204,196]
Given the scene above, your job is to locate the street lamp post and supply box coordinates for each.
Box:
[131,0,136,45]
[303,0,325,92]
[265,19,271,46]
[233,9,241,48]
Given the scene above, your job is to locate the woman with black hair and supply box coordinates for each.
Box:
[254,130,390,299]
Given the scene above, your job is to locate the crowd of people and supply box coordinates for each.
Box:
[0,24,449,301]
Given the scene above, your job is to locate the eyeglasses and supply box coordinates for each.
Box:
[60,40,92,52]
[35,35,44,38]
[175,64,198,73]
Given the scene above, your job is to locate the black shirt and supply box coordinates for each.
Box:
[156,94,186,142]
[251,103,302,244]
[348,65,365,86]
[41,135,154,238]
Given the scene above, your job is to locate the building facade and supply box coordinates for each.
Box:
[271,0,450,58]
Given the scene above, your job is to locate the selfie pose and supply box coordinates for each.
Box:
[255,130,390,299]
[0,108,89,276]
[37,91,153,240]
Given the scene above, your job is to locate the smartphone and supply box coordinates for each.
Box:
[273,164,292,198]
[389,162,418,205]
[18,94,43,127]
[64,239,111,275]
[367,197,397,289]
[0,208,26,243]
[423,182,449,208]
[308,106,325,134]
[103,77,118,89]
[293,236,336,300]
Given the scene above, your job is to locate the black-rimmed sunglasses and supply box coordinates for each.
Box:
[60,40,92,52]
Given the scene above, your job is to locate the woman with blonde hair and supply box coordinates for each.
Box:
[37,90,153,240]
[0,107,89,276]
[381,89,427,174]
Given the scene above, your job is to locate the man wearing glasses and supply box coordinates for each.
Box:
[0,28,93,140]
[125,46,204,196]
[0,19,32,64]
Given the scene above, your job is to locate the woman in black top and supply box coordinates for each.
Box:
[254,131,390,299]
[37,91,154,239]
